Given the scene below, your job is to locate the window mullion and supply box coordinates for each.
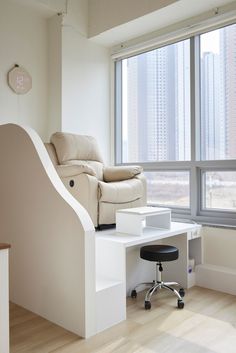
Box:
[193,35,201,162]
[190,36,201,219]
[115,61,122,164]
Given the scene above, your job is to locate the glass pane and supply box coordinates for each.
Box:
[144,171,190,208]
[122,39,190,163]
[200,24,236,160]
[202,171,236,211]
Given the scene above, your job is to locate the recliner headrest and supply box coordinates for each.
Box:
[50,132,104,164]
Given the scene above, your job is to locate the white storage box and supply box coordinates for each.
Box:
[116,206,171,235]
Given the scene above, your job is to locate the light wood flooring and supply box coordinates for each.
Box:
[10,286,236,353]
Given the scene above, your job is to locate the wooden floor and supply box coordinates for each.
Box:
[10,286,236,353]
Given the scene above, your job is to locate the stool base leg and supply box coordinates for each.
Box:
[164,281,181,287]
[145,282,161,302]
[162,284,182,301]
[133,282,155,291]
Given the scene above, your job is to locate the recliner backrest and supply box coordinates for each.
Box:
[50,132,104,164]
[50,132,104,180]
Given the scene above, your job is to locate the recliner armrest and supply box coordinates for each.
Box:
[55,164,96,178]
[103,165,143,182]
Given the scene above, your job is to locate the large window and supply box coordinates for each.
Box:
[115,23,236,225]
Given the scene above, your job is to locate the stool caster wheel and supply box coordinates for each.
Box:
[131,290,137,298]
[177,299,184,309]
[179,288,185,297]
[145,301,151,310]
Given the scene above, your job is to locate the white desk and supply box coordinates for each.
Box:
[95,222,202,332]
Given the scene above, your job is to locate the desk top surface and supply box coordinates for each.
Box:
[96,222,201,247]
[116,206,171,215]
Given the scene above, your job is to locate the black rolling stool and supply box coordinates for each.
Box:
[131,245,185,310]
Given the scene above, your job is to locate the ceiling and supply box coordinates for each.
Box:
[10,0,67,17]
[90,0,236,46]
[9,0,236,47]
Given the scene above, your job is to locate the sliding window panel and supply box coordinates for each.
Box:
[202,170,236,211]
[144,171,190,208]
[121,39,191,163]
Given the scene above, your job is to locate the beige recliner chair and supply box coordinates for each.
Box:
[45,132,146,227]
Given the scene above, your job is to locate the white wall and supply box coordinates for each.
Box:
[203,226,236,269]
[196,226,236,295]
[61,0,110,163]
[0,0,111,160]
[0,0,49,140]
[47,15,62,140]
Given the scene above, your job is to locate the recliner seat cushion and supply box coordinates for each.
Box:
[98,178,143,203]
[51,132,103,164]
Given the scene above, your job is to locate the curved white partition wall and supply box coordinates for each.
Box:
[0,123,96,338]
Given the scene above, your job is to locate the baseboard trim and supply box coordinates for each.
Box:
[196,264,236,295]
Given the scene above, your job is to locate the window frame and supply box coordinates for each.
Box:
[200,167,236,213]
[114,26,236,227]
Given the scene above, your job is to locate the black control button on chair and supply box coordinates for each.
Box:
[131,245,185,310]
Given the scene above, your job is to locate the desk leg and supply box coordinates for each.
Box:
[161,233,188,288]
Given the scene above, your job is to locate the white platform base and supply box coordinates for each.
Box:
[96,277,125,333]
[196,264,236,295]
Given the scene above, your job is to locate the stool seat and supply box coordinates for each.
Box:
[140,245,179,262]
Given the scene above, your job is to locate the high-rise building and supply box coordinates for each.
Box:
[201,52,223,160]
[124,40,190,163]
[200,25,236,161]
[220,26,236,159]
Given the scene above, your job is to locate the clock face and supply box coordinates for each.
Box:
[8,66,32,94]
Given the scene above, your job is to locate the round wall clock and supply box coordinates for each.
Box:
[8,65,32,94]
